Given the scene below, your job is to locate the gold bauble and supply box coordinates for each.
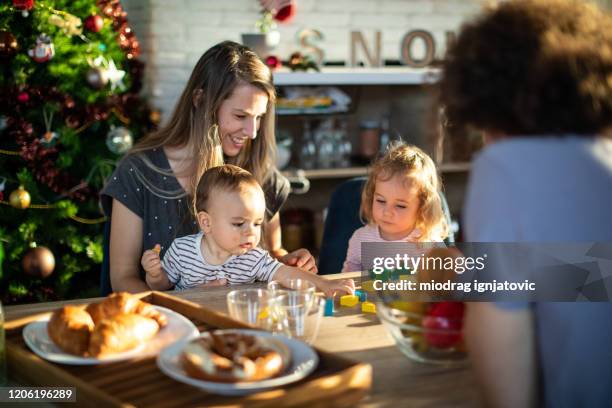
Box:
[9,186,31,209]
[22,246,56,279]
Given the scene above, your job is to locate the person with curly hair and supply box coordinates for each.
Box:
[437,0,612,406]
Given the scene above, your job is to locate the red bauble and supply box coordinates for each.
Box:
[22,246,55,279]
[265,55,281,70]
[84,14,104,33]
[422,302,464,349]
[13,0,34,11]
[274,3,296,23]
[17,91,29,103]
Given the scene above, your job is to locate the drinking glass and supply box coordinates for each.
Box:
[268,279,316,311]
[273,293,325,344]
[226,289,274,330]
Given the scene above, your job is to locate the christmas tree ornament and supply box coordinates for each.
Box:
[28,34,55,63]
[0,30,19,60]
[86,67,108,89]
[106,126,133,154]
[9,185,31,209]
[13,0,34,17]
[104,59,126,91]
[22,245,55,279]
[17,91,29,103]
[39,108,58,147]
[0,177,5,202]
[149,110,161,125]
[84,14,104,33]
[48,13,82,36]
[0,116,8,131]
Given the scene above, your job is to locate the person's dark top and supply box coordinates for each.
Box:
[100,147,290,276]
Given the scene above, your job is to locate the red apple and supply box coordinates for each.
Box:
[422,302,464,348]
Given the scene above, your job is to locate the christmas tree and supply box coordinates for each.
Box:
[0,0,157,304]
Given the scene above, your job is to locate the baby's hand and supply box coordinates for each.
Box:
[141,244,162,279]
[197,278,228,288]
[321,278,355,298]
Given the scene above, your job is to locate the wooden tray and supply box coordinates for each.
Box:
[5,291,371,407]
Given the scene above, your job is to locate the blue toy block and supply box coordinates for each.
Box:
[324,297,335,316]
[355,290,367,302]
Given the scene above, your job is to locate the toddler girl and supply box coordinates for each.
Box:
[342,143,448,272]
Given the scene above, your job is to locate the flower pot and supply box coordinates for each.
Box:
[241,31,280,58]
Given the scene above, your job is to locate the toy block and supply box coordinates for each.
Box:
[361,301,376,313]
[355,290,367,302]
[324,297,335,316]
[340,294,359,307]
[258,307,269,320]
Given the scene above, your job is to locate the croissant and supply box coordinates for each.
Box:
[47,305,95,356]
[88,313,160,357]
[86,292,167,328]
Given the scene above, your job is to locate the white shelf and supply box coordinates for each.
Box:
[276,106,349,116]
[282,162,470,180]
[273,67,440,86]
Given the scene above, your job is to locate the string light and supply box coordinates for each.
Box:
[0,200,106,224]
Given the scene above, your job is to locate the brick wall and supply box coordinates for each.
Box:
[121,0,485,120]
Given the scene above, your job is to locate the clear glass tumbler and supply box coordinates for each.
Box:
[226,289,274,330]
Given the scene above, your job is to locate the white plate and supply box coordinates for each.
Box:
[157,329,319,396]
[23,306,199,365]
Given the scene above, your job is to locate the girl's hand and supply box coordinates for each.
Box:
[141,245,162,279]
[321,278,355,298]
[280,248,318,273]
[197,278,228,288]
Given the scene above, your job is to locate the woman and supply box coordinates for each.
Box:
[437,1,612,407]
[101,41,316,293]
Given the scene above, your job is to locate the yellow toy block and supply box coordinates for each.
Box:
[340,295,359,307]
[258,307,269,320]
[361,301,376,313]
[361,280,375,292]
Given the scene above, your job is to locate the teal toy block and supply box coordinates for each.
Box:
[355,290,367,302]
[324,297,335,316]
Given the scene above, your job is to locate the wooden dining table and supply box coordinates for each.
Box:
[4,272,480,407]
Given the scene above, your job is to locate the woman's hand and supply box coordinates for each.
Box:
[279,248,318,273]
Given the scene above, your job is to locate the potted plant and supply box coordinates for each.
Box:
[241,10,280,58]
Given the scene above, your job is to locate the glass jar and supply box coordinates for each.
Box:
[359,120,380,159]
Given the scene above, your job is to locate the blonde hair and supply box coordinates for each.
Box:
[194,164,261,213]
[129,41,277,199]
[360,142,449,241]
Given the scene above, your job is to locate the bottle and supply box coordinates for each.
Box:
[300,121,316,169]
[359,120,380,160]
[379,115,390,152]
[0,300,6,386]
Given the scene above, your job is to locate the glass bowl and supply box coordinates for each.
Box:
[376,300,467,365]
